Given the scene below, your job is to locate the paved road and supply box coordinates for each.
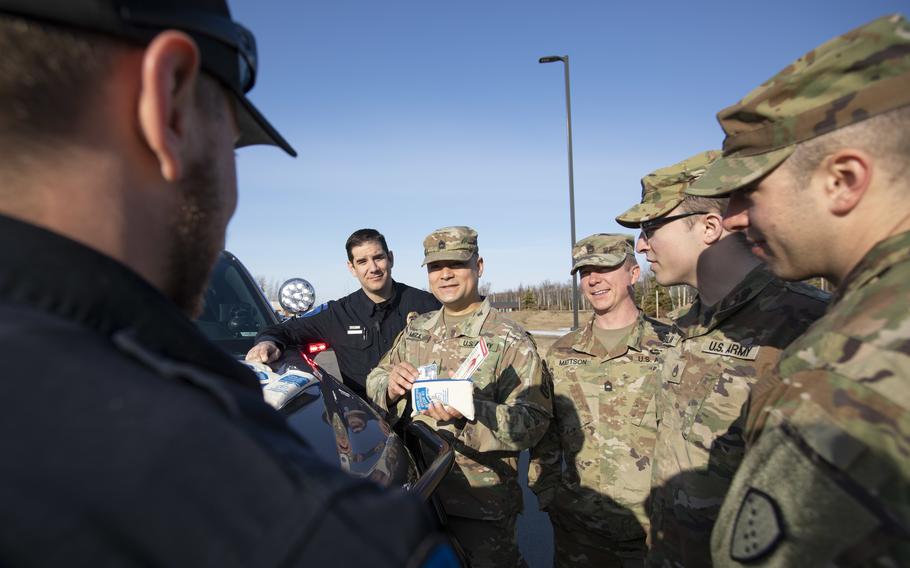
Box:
[314,350,554,567]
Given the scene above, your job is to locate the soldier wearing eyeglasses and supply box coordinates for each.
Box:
[615,152,829,567]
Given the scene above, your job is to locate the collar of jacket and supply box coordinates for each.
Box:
[833,230,910,305]
[354,280,401,317]
[418,297,492,339]
[674,264,775,340]
[572,311,645,361]
[0,214,257,389]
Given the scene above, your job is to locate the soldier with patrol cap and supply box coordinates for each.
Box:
[0,1,456,566]
[366,226,552,568]
[528,233,669,567]
[615,152,828,566]
[685,14,910,565]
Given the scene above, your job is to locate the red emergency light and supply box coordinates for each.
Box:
[306,342,328,354]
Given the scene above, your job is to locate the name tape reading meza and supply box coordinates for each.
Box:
[411,339,489,420]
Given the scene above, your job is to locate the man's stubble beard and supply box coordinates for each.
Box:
[165,155,228,318]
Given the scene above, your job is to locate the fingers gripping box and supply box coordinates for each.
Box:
[409,339,488,421]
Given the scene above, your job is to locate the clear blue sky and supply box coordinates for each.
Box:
[226,0,907,303]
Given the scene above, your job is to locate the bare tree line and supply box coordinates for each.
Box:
[484,270,696,319]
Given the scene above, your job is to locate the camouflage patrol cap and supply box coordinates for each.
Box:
[615,150,722,228]
[688,14,910,197]
[570,233,634,275]
[421,226,479,266]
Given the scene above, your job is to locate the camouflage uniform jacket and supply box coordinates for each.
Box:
[528,312,669,542]
[711,231,910,566]
[649,265,828,567]
[366,298,551,520]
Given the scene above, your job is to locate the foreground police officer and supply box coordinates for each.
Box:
[686,14,910,565]
[615,153,828,566]
[529,234,668,567]
[0,2,454,566]
[248,228,439,398]
[366,226,552,568]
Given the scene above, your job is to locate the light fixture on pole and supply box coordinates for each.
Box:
[539,54,579,330]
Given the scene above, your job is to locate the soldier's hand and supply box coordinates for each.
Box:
[387,362,419,402]
[246,340,281,364]
[423,401,464,422]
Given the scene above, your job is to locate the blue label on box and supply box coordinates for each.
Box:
[414,387,432,411]
[278,374,311,387]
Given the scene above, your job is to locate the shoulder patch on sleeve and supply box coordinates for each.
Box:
[303,302,328,318]
[730,488,784,562]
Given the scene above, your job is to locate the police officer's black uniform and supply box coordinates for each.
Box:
[257,282,439,398]
[0,215,452,566]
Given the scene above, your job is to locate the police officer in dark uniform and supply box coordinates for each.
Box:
[0,2,455,566]
[248,228,439,398]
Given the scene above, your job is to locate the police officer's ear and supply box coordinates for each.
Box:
[137,31,202,182]
[702,212,725,245]
[387,250,394,269]
[820,149,873,216]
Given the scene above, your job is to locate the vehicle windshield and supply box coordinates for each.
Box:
[195,253,276,358]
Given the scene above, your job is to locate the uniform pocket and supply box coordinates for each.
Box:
[683,370,752,478]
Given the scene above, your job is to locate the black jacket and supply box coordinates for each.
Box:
[257,282,439,398]
[0,215,450,567]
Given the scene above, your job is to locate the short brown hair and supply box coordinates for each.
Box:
[677,194,729,227]
[0,15,120,156]
[345,229,390,261]
[784,105,910,189]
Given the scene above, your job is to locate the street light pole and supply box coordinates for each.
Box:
[539,54,579,330]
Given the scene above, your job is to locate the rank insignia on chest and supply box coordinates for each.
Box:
[604,381,613,392]
[702,340,760,360]
[662,332,682,347]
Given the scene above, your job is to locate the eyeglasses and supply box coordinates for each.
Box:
[640,211,709,241]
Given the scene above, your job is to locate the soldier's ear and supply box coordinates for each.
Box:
[702,212,725,245]
[822,149,872,216]
[475,256,484,278]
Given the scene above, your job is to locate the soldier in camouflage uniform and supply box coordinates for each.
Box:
[686,14,910,565]
[528,234,669,567]
[366,226,551,568]
[615,152,829,567]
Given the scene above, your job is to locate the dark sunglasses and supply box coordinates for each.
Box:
[121,7,258,93]
[640,211,709,241]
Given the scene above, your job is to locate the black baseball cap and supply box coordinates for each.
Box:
[0,0,296,157]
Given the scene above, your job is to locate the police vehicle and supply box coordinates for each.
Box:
[195,251,454,502]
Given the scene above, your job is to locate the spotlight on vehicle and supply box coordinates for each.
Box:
[278,278,316,314]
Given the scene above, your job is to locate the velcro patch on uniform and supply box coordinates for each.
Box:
[662,332,682,347]
[558,358,590,366]
[407,330,431,342]
[730,488,784,561]
[347,325,362,335]
[703,340,759,360]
